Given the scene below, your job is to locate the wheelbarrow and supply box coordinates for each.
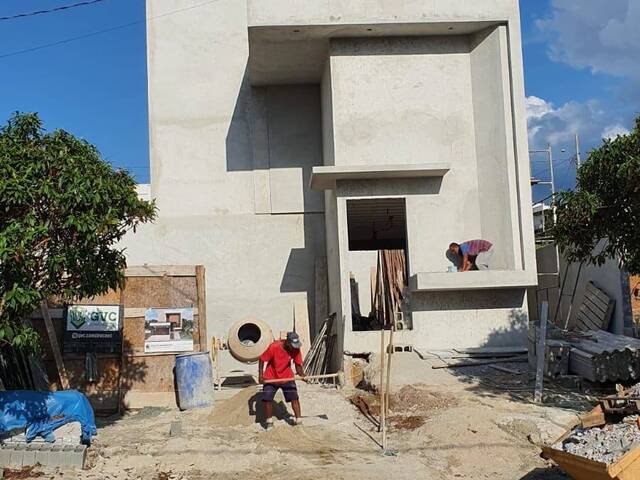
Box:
[542,403,640,480]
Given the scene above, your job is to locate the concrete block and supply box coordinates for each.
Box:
[169,421,182,437]
[50,445,64,467]
[68,445,87,469]
[0,445,12,466]
[34,444,51,466]
[21,447,36,467]
[9,444,25,467]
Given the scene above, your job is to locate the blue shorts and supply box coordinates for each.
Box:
[261,381,298,403]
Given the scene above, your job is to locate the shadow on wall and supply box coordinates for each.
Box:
[411,289,526,312]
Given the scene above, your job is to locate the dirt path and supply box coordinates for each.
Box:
[13,354,582,479]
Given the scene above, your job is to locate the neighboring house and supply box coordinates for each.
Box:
[123,0,537,362]
[532,203,551,233]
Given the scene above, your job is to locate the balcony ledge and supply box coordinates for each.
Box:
[409,270,537,292]
[310,163,450,190]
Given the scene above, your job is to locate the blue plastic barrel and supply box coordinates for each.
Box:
[175,352,214,410]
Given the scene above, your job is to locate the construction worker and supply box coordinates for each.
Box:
[449,239,494,271]
[258,331,306,428]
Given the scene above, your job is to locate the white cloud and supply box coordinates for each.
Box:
[537,0,640,78]
[525,96,612,149]
[602,124,630,140]
[527,1,637,156]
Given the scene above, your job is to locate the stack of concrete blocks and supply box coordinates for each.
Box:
[0,422,87,469]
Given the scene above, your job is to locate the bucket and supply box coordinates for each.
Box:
[175,352,214,410]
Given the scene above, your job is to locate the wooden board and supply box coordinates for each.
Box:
[314,257,328,338]
[294,298,311,359]
[195,265,208,351]
[574,282,614,332]
[123,276,197,309]
[34,265,206,411]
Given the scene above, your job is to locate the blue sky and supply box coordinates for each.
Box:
[0,0,638,197]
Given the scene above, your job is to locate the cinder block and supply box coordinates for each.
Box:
[34,444,51,466]
[21,447,36,466]
[9,444,25,467]
[49,445,64,467]
[67,446,87,469]
[0,445,13,466]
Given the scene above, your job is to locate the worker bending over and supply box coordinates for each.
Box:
[258,331,306,428]
[449,239,494,271]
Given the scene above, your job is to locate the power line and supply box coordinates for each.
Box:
[0,0,220,60]
[0,0,108,22]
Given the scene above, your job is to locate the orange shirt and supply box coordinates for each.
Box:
[259,340,302,381]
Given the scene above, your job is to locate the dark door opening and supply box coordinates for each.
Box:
[346,198,409,331]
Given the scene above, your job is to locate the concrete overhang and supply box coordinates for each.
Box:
[310,163,450,190]
[409,270,538,292]
[248,21,502,85]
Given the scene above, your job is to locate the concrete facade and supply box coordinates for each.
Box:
[125,0,537,364]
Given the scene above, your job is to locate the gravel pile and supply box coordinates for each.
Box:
[554,422,640,464]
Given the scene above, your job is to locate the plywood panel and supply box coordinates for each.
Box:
[122,355,176,392]
[123,317,146,352]
[123,276,197,308]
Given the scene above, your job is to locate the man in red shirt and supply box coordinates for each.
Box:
[258,331,305,428]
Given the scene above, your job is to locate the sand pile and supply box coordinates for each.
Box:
[208,386,261,427]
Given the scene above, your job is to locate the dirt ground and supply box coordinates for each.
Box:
[9,353,592,479]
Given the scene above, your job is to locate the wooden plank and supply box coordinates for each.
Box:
[583,291,610,314]
[576,309,601,330]
[575,316,598,332]
[195,265,207,352]
[583,297,608,321]
[534,302,549,403]
[578,303,605,328]
[123,276,197,309]
[454,347,527,355]
[431,356,528,369]
[125,265,197,277]
[40,301,69,390]
[314,257,328,338]
[294,298,311,359]
[586,281,611,304]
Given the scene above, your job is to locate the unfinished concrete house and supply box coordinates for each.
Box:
[124,0,537,369]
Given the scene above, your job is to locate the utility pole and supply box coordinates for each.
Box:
[575,133,581,167]
[548,143,557,226]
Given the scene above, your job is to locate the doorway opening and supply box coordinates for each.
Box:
[346,198,410,331]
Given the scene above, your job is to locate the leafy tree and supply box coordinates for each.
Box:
[0,113,156,351]
[553,116,640,274]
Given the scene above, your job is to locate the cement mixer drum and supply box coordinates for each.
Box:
[227,317,274,363]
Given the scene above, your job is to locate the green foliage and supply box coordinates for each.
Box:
[553,116,640,274]
[0,113,156,351]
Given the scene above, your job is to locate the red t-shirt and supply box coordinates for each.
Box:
[259,341,302,381]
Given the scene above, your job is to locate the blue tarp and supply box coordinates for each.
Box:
[0,390,97,444]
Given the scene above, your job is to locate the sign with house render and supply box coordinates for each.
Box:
[63,304,123,354]
[144,307,194,353]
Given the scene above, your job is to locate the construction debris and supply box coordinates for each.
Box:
[303,314,335,382]
[568,330,640,382]
[553,422,640,464]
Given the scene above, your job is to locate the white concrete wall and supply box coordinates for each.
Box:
[329,36,477,169]
[328,36,483,273]
[470,27,519,270]
[533,244,632,335]
[248,0,519,27]
[126,1,326,357]
[135,0,535,357]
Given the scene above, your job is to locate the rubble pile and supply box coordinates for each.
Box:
[554,422,640,464]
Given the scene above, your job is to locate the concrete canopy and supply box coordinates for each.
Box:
[248,22,500,85]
